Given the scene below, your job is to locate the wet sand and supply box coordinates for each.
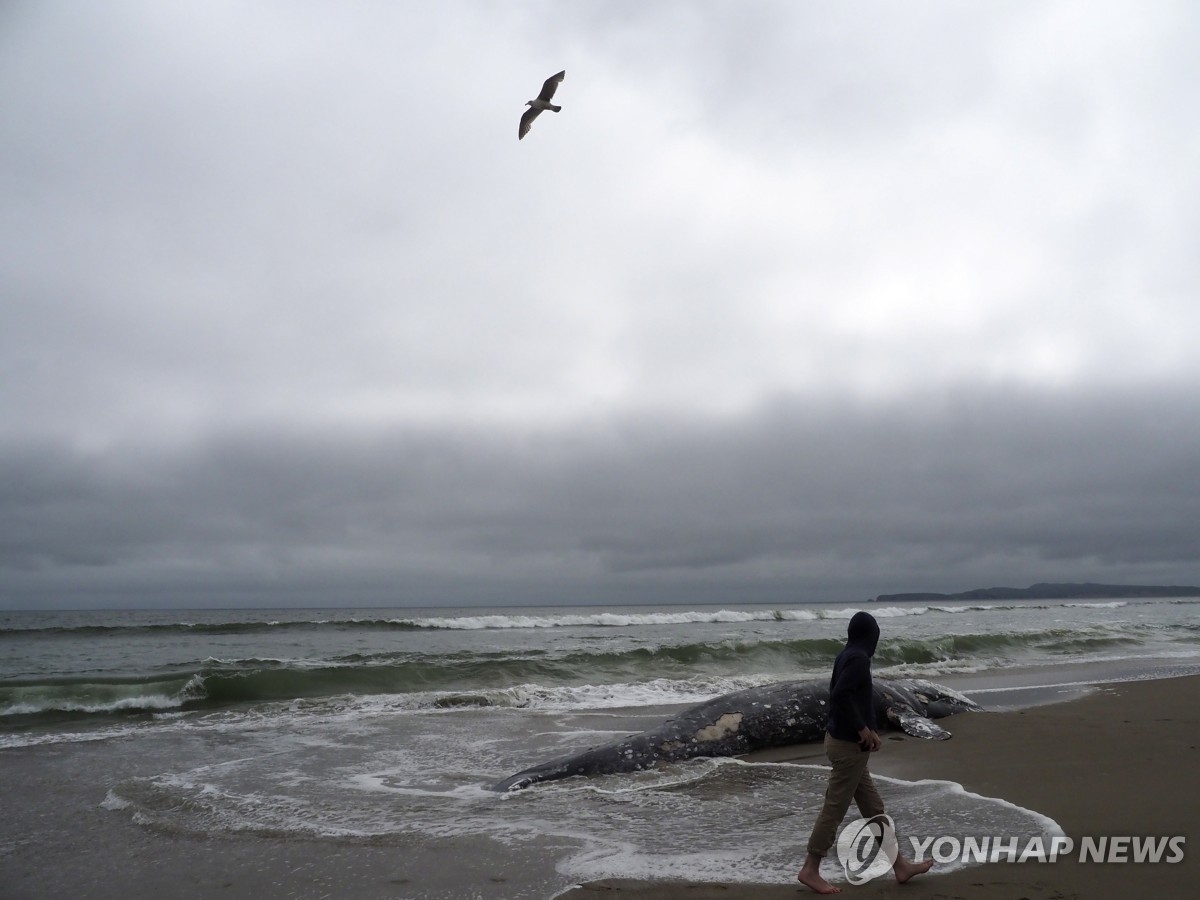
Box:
[557,673,1198,899]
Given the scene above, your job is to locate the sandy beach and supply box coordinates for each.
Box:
[558,673,1198,899]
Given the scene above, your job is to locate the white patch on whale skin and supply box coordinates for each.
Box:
[694,712,743,742]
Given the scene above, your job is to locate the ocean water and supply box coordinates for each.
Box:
[3,596,1199,898]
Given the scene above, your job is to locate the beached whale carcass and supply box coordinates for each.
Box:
[493,678,979,792]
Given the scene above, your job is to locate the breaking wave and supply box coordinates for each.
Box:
[0,600,1135,638]
[2,622,1180,722]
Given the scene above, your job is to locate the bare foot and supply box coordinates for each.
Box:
[797,866,842,894]
[893,856,934,884]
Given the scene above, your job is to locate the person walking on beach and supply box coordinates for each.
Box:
[797,611,933,894]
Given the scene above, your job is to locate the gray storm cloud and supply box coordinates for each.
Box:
[4,389,1197,607]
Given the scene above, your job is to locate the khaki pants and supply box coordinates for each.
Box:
[806,733,887,857]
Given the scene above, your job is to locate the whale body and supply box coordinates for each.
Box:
[493,678,979,792]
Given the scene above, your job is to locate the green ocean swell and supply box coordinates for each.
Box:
[0,625,1156,721]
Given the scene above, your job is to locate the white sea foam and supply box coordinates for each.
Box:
[0,692,184,718]
[551,762,1063,885]
[199,655,317,667]
[394,605,959,630]
[931,603,1002,613]
[820,606,917,619]
[874,772,1065,835]
[99,790,131,811]
[389,599,1149,632]
[298,674,795,719]
[0,723,144,750]
[398,609,803,629]
[345,773,492,799]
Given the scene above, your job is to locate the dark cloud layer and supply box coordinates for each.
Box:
[4,387,1197,608]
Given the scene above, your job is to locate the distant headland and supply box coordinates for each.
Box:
[874,582,1200,603]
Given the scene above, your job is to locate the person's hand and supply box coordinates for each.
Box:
[858,727,882,751]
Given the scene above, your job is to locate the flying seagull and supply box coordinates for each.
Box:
[519,70,565,140]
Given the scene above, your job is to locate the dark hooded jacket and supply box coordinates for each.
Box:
[825,611,881,743]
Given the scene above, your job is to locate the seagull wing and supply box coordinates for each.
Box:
[537,70,566,102]
[519,106,542,140]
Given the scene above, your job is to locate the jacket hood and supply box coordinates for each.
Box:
[847,611,880,657]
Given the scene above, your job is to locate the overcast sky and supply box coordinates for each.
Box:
[3,1,1199,610]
